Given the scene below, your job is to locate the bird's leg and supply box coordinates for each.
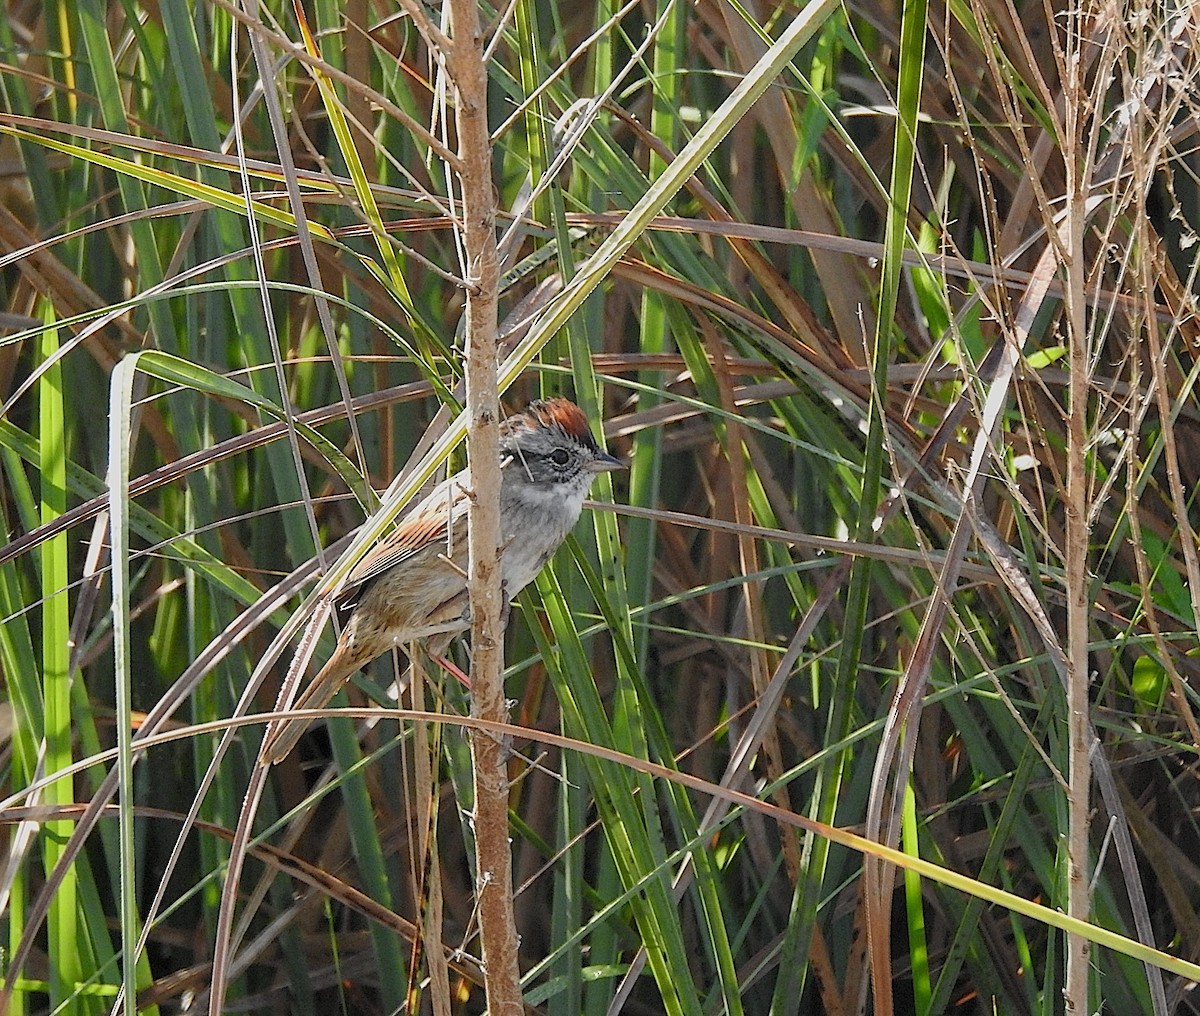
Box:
[430,582,511,690]
[430,650,472,689]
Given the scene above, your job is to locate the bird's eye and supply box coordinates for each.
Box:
[549,448,571,466]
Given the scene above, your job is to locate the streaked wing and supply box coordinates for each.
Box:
[341,476,470,592]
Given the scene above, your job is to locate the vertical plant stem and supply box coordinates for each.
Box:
[108,354,138,1016]
[446,1,522,1011]
[414,668,453,1016]
[38,305,81,1014]
[1062,7,1092,1009]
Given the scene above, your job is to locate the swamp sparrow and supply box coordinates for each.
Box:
[264,398,623,763]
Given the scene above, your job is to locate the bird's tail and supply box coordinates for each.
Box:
[262,652,358,765]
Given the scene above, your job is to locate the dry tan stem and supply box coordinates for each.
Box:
[446,1,523,1013]
[411,662,453,1016]
[1062,7,1095,1011]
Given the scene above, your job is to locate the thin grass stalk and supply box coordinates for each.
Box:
[628,0,680,679]
[39,305,85,1011]
[107,354,138,1016]
[0,482,41,1016]
[901,782,932,1015]
[1111,10,1196,1010]
[1061,5,1094,1010]
[855,0,928,1008]
[412,668,453,1016]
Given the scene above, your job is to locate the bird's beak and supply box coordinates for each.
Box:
[590,451,626,473]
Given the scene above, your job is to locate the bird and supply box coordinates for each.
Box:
[264,398,623,764]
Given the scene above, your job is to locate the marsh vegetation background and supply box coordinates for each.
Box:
[2,1,1200,1014]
